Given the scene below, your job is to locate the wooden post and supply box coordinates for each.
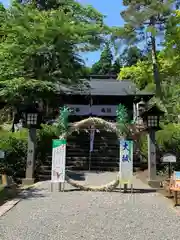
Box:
[168,162,171,179]
[119,182,122,192]
[58,183,62,192]
[124,183,128,193]
[130,183,133,193]
[50,182,53,192]
[148,130,156,180]
[63,182,65,192]
[174,191,178,206]
[1,174,7,186]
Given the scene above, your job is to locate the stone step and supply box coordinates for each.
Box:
[44,155,118,163]
[69,139,119,143]
[66,149,119,154]
[66,142,119,147]
[38,174,51,181]
[37,129,124,180]
[39,165,52,170]
[67,137,118,142]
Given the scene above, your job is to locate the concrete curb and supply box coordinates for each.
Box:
[0,182,42,217]
[0,198,21,217]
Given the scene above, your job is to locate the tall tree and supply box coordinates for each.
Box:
[17,0,68,10]
[0,2,109,106]
[119,59,152,89]
[0,3,6,35]
[165,10,180,64]
[118,50,180,123]
[91,43,113,75]
[116,0,177,98]
[120,46,147,66]
[111,58,122,75]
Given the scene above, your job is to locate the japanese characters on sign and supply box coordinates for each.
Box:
[66,104,90,116]
[66,104,118,116]
[119,140,133,184]
[162,153,176,163]
[91,105,117,116]
[51,139,66,183]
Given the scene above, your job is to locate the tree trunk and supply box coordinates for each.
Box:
[150,18,162,99]
[11,107,18,132]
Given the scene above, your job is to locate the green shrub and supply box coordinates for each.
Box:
[139,123,180,172]
[156,123,180,170]
[138,134,148,161]
[0,130,28,181]
[156,123,180,152]
[35,124,59,179]
[0,124,62,182]
[1,120,180,181]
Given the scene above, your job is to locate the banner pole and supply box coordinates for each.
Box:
[89,150,91,171]
[58,183,62,192]
[130,183,133,193]
[88,96,93,171]
[50,182,53,192]
[89,126,95,171]
[124,183,128,193]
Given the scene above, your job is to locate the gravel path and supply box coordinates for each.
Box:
[0,172,180,240]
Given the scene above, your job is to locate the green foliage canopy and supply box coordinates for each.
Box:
[91,43,113,75]
[115,0,179,98]
[0,2,110,105]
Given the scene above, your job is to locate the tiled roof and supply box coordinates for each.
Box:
[56,78,154,97]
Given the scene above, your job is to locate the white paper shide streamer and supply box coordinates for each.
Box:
[90,127,95,152]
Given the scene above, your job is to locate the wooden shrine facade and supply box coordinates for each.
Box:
[37,76,155,177]
[48,75,154,124]
[46,76,153,171]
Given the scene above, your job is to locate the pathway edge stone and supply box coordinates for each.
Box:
[0,182,42,217]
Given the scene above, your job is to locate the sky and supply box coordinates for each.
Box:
[0,0,125,66]
[78,0,125,66]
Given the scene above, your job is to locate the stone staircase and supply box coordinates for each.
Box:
[37,128,119,181]
[89,129,119,171]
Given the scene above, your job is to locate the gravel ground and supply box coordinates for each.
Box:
[0,172,180,240]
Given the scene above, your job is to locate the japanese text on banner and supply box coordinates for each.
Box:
[51,139,66,183]
[119,140,133,184]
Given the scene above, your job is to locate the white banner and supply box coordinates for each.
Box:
[119,140,133,184]
[91,105,117,116]
[66,104,90,116]
[51,139,66,183]
[90,128,95,152]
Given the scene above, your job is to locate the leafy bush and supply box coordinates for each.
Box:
[156,123,180,170]
[139,123,180,171]
[0,124,61,182]
[156,123,180,152]
[35,124,59,179]
[0,130,28,182]
[1,120,180,181]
